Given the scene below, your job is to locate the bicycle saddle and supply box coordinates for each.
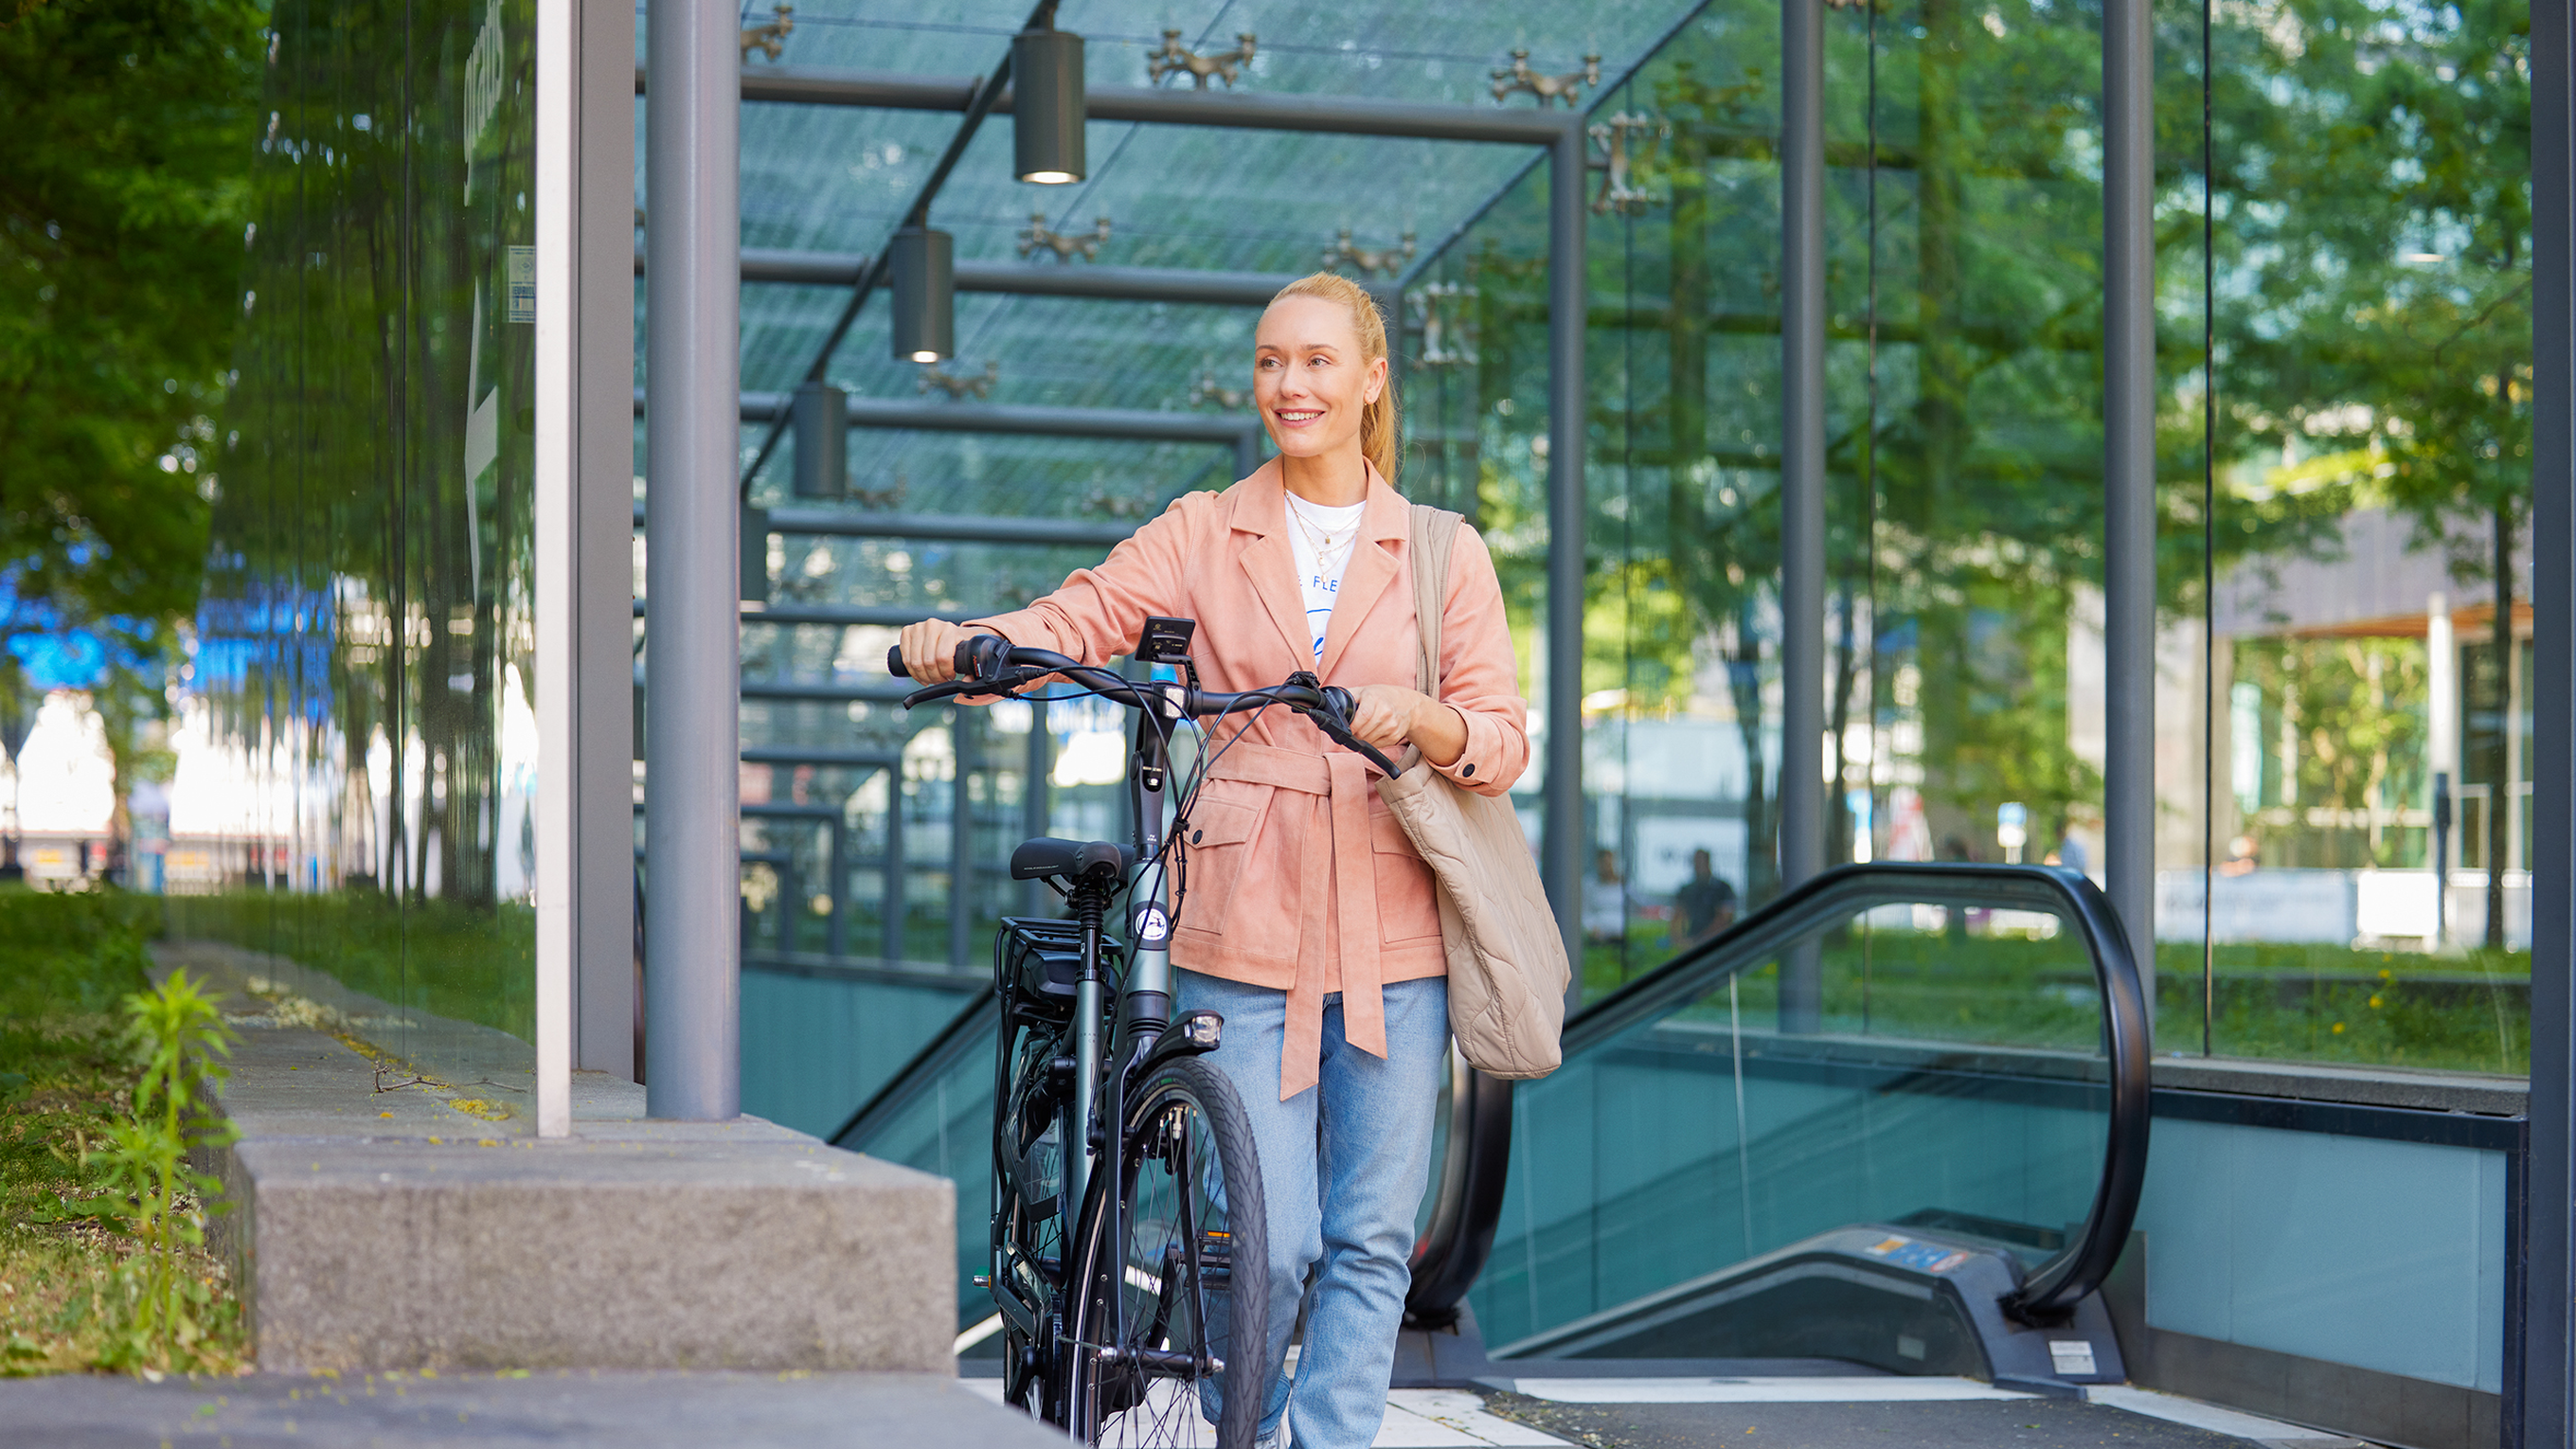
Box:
[1011,836,1136,882]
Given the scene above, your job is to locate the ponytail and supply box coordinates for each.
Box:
[1270,271,1401,487]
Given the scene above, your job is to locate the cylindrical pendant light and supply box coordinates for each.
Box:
[791,381,847,498]
[1012,27,1085,184]
[888,226,954,363]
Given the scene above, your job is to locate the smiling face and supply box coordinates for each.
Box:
[1253,294,1386,466]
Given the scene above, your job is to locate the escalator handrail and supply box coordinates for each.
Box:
[1404,861,2152,1326]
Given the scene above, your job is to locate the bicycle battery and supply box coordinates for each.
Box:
[997,917,1122,1015]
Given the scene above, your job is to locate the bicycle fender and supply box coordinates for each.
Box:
[1128,1009,1225,1084]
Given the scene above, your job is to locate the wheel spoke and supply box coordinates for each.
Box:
[1068,1064,1265,1447]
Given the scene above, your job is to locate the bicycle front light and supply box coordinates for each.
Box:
[1180,1013,1223,1049]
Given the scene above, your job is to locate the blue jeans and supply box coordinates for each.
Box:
[1175,969,1449,1449]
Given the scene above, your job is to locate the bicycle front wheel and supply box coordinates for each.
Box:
[1065,1056,1272,1449]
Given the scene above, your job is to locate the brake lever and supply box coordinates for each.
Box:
[900,666,1040,710]
[1343,732,1405,780]
[1296,685,1404,779]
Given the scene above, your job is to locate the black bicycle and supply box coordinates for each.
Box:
[889,618,1404,1449]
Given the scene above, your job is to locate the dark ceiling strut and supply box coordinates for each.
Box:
[634,63,1577,144]
[634,387,1256,444]
[633,600,973,626]
[633,502,1139,548]
[635,248,1352,308]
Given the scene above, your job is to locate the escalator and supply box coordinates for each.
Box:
[836,862,2151,1387]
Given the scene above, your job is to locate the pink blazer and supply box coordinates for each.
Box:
[969,460,1530,1098]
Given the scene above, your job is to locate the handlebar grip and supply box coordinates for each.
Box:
[887,635,1006,682]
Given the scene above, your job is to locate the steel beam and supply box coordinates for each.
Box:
[636,502,1138,548]
[2524,0,2573,1440]
[642,0,741,1120]
[635,599,975,627]
[643,247,1316,307]
[741,746,902,769]
[643,63,1577,146]
[740,679,919,705]
[1024,701,1050,915]
[769,507,1136,546]
[2103,0,2157,1018]
[951,710,975,969]
[1542,122,1587,995]
[634,386,1257,445]
[883,757,908,968]
[1775,0,1828,1033]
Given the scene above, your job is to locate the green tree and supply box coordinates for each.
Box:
[0,0,268,862]
[2206,0,2531,941]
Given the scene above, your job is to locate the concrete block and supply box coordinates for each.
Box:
[168,943,958,1373]
[232,1130,954,1373]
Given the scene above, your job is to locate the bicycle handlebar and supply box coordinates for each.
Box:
[886,639,1404,779]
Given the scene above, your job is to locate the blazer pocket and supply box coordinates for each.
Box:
[1368,802,1443,943]
[1175,793,1263,937]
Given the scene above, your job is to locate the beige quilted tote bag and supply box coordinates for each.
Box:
[1372,505,1568,1080]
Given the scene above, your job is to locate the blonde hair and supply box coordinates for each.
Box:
[1268,272,1400,486]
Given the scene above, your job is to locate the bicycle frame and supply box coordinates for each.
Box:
[892,627,1400,1418]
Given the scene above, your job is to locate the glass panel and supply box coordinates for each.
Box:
[2159,0,2532,1072]
[1469,886,2109,1353]
[167,0,540,1106]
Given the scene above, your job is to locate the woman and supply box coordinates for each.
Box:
[899,271,1528,1449]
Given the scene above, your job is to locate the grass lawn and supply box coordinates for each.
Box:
[0,888,245,1375]
[1583,912,2531,1077]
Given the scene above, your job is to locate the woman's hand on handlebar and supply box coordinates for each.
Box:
[895,620,992,684]
[1347,684,1468,768]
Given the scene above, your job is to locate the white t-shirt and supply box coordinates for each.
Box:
[1284,492,1367,665]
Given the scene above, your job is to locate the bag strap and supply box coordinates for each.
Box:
[1407,503,1465,697]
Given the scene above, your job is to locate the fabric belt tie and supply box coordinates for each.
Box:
[1206,740,1386,1100]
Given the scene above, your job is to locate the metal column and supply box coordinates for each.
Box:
[1776,0,1828,1031]
[1025,700,1051,916]
[882,763,907,965]
[571,0,639,1082]
[2102,0,2157,1017]
[2521,0,2573,1440]
[642,0,741,1119]
[1543,120,1588,993]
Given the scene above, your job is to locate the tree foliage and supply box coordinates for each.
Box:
[0,0,266,635]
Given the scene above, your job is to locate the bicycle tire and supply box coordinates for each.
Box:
[1064,1056,1272,1449]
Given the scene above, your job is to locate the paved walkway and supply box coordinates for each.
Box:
[0,1369,1061,1448]
[2,1368,2369,1448]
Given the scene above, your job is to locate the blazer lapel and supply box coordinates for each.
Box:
[1230,464,1314,673]
[1315,467,1410,682]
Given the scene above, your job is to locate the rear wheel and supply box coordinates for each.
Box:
[995,1015,1073,1421]
[1065,1056,1271,1448]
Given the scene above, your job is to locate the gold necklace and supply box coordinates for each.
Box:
[1287,495,1358,561]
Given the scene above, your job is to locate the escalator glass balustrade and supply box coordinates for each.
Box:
[1464,865,2150,1379]
[834,991,1004,1344]
[844,865,2150,1383]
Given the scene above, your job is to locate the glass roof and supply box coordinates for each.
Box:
[638,1,1711,512]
